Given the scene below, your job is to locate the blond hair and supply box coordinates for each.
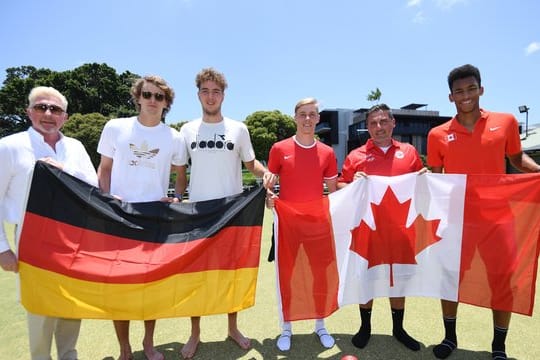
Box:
[28,86,68,111]
[294,97,318,114]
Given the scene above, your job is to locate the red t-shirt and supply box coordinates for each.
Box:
[427,110,522,174]
[339,138,423,182]
[268,137,338,202]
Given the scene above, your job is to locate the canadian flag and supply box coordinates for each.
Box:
[274,173,540,321]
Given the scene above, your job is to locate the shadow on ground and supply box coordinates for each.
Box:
[100,333,508,360]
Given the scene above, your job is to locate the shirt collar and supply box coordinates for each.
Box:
[449,109,489,131]
[28,126,64,144]
[366,138,398,151]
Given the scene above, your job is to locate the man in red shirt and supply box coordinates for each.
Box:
[338,103,424,352]
[427,64,540,360]
[266,97,338,352]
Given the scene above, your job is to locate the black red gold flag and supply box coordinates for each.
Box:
[18,161,265,320]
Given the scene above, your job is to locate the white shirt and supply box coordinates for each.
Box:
[97,117,184,202]
[179,118,255,202]
[0,127,98,253]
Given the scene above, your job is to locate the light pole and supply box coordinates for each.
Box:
[519,105,529,138]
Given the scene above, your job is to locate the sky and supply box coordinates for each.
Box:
[2,0,539,126]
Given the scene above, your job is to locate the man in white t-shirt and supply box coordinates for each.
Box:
[176,68,272,359]
[97,75,184,360]
[0,86,98,360]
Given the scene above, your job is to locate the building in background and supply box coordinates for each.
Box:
[520,123,540,165]
[317,104,451,170]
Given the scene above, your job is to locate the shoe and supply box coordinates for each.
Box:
[316,328,335,349]
[277,330,292,351]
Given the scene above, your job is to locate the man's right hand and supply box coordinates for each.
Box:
[263,171,278,190]
[265,190,277,209]
[353,171,368,181]
[0,250,18,273]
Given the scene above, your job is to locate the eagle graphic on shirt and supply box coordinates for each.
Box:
[130,142,160,159]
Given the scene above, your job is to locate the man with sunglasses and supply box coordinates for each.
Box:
[175,68,272,359]
[0,86,98,360]
[97,75,184,360]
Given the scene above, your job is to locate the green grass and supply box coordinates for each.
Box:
[2,216,540,359]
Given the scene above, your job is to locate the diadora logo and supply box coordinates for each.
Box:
[190,134,235,151]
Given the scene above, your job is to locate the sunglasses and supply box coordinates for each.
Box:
[141,91,165,102]
[32,103,65,115]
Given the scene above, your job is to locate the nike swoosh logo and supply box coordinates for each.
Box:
[489,126,501,131]
[284,155,292,159]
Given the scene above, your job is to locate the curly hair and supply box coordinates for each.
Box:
[131,75,175,116]
[195,68,228,91]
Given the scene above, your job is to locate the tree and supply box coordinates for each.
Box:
[0,66,52,116]
[0,63,139,122]
[0,114,30,138]
[169,121,187,132]
[366,87,382,103]
[244,110,296,161]
[61,113,109,168]
[63,63,138,117]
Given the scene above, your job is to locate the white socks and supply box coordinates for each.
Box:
[277,320,335,351]
[277,330,292,351]
[315,319,335,349]
[316,327,335,348]
[277,322,292,351]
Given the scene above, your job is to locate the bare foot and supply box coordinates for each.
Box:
[143,345,164,360]
[181,334,200,359]
[228,328,251,350]
[117,345,133,360]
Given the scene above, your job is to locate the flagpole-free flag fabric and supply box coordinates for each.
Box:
[458,174,540,313]
[333,173,466,307]
[332,173,540,316]
[274,197,339,322]
[274,172,540,319]
[18,161,266,320]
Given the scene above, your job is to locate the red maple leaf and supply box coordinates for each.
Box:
[350,186,442,287]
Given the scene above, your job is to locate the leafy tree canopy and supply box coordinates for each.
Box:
[169,121,187,132]
[366,87,382,103]
[0,63,139,119]
[61,112,109,168]
[0,114,30,138]
[244,110,296,161]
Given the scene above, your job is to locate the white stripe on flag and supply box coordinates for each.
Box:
[331,173,467,306]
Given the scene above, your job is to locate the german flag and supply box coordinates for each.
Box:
[18,161,265,320]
